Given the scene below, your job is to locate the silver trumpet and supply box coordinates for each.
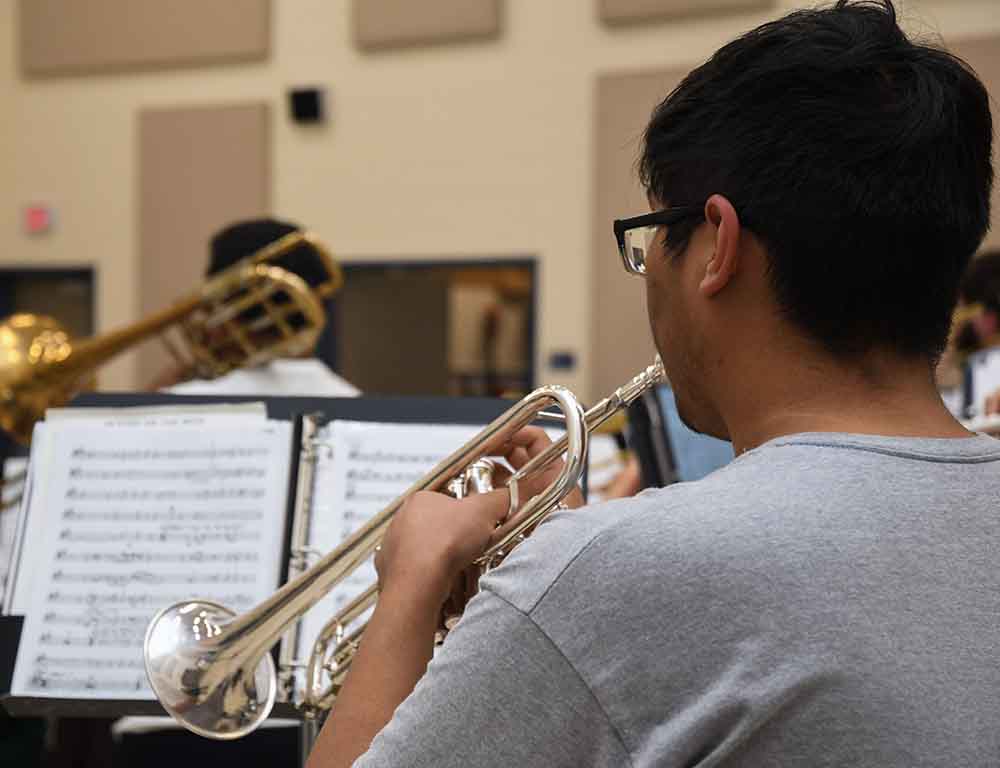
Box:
[143,357,665,741]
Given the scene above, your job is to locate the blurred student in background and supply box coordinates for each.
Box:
[150,218,358,398]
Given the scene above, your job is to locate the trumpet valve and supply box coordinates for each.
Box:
[446,458,497,499]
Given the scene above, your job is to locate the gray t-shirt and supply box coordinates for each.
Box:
[355,433,1000,767]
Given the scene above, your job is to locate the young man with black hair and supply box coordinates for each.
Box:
[309,2,999,765]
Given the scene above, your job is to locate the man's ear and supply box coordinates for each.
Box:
[699,194,741,298]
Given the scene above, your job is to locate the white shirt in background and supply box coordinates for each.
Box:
[965,347,1000,434]
[166,358,359,398]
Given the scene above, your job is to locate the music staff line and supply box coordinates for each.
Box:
[344,490,399,503]
[38,627,146,648]
[33,655,145,671]
[71,447,269,461]
[65,488,267,502]
[42,612,150,628]
[345,467,427,484]
[46,591,256,608]
[28,674,147,693]
[62,507,264,523]
[58,529,261,545]
[346,447,445,465]
[54,549,259,565]
[51,570,257,587]
[67,467,266,482]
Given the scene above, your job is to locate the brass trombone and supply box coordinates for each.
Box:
[0,231,342,443]
[143,357,665,741]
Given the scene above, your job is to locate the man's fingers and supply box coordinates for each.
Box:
[502,427,554,468]
[506,425,551,447]
[505,446,531,470]
[461,488,512,528]
[490,426,587,507]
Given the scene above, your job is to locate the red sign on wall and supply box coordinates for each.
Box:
[24,204,55,235]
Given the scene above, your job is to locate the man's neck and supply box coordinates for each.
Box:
[717,350,971,456]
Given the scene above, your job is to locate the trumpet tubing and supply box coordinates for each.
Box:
[143,357,665,741]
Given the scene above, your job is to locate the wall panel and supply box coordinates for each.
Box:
[953,35,1000,249]
[354,0,501,51]
[138,103,270,385]
[20,0,270,76]
[592,68,686,396]
[600,0,774,26]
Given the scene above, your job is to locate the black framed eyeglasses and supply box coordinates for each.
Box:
[613,206,703,276]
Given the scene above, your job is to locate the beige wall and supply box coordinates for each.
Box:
[0,0,998,397]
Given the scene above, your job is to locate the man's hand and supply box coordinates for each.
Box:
[374,490,505,610]
[374,426,585,610]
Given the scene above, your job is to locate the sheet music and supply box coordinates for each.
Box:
[295,421,486,657]
[5,406,270,617]
[10,418,292,699]
[1,457,28,607]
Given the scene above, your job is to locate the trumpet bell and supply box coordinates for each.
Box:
[144,599,276,740]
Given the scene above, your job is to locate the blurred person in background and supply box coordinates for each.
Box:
[149,218,358,398]
[937,249,1000,428]
[954,249,1000,417]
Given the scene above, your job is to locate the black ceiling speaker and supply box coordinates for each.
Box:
[288,87,326,124]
